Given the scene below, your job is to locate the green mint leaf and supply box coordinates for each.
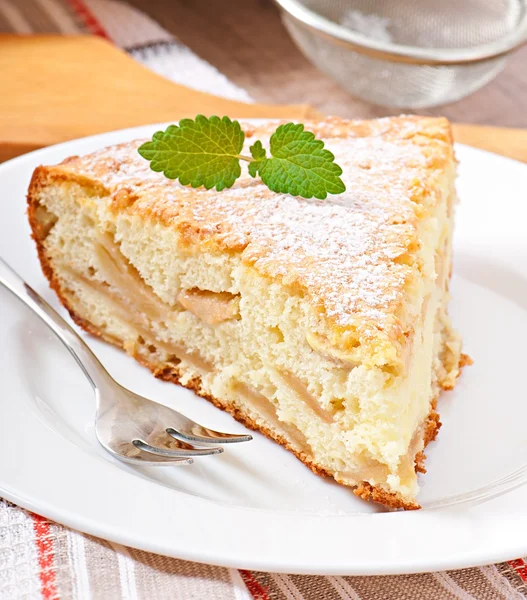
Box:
[248,140,267,178]
[138,115,244,191]
[257,123,346,200]
[138,116,346,200]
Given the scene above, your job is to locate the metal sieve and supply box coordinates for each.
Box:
[274,0,527,108]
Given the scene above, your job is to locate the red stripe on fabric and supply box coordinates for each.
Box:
[63,0,110,39]
[509,559,527,582]
[239,570,271,600]
[32,514,58,600]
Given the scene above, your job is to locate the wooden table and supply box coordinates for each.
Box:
[127,0,527,127]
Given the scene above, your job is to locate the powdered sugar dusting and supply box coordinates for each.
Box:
[58,117,451,332]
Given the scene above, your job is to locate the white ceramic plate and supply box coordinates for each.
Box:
[1,123,526,576]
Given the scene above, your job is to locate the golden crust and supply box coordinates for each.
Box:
[31,116,455,366]
[353,483,420,511]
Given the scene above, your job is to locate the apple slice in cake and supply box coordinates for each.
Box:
[27,116,464,509]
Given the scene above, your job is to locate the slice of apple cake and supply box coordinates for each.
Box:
[27,116,464,509]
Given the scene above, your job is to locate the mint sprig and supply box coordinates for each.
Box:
[138,115,345,200]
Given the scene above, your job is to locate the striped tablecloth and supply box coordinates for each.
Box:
[1,1,527,598]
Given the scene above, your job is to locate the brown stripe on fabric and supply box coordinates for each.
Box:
[47,524,75,600]
[0,1,31,33]
[496,561,527,597]
[34,0,84,34]
[271,573,306,599]
[0,15,11,33]
[127,547,238,600]
[14,0,63,33]
[0,7,14,33]
[345,573,461,600]
[288,574,343,600]
[447,566,510,600]
[83,536,123,600]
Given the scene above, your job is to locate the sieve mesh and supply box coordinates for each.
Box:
[278,0,527,107]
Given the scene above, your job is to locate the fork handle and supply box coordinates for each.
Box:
[0,257,113,390]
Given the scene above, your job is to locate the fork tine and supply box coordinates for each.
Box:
[160,409,253,445]
[136,456,194,466]
[132,438,224,458]
[166,426,253,445]
[119,451,195,466]
[102,439,195,466]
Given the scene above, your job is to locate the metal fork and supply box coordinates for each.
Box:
[0,258,251,465]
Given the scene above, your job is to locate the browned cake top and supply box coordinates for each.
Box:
[53,116,454,346]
